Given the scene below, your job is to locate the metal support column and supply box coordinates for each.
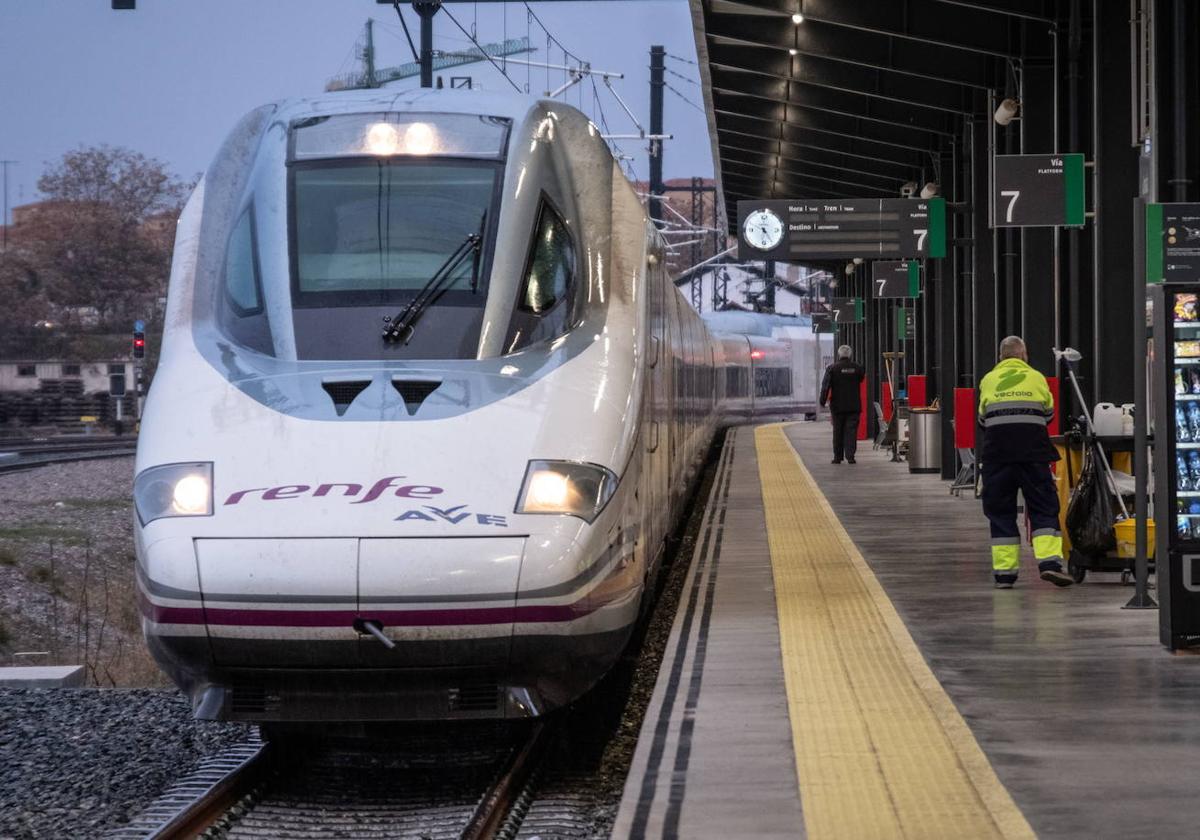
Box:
[1092,0,1139,404]
[413,1,441,89]
[1020,59,1057,373]
[648,45,665,224]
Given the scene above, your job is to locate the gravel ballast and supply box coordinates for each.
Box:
[0,688,249,840]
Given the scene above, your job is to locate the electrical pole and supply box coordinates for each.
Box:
[648,45,665,224]
[364,19,377,88]
[413,1,442,89]
[0,160,14,255]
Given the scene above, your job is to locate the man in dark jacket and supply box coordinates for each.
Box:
[819,345,866,464]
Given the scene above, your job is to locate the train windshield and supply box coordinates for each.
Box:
[285,158,501,360]
[291,161,493,305]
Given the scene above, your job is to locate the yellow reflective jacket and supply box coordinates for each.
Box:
[977,357,1058,463]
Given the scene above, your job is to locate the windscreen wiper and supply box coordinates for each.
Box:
[382,232,482,344]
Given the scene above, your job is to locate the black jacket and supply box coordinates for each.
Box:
[820,359,866,413]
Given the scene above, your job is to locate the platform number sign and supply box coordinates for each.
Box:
[993,154,1086,228]
[811,312,834,334]
[872,261,920,298]
[831,298,864,324]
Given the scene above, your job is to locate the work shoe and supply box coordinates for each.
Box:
[1040,568,1075,587]
[847,458,857,464]
[831,459,842,464]
[994,574,1018,589]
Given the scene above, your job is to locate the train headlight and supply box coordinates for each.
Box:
[515,461,617,523]
[134,463,213,526]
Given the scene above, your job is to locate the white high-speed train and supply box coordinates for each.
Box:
[134,89,807,723]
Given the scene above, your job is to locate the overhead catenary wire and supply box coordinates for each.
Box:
[665,66,699,86]
[665,82,705,114]
[440,6,524,92]
[665,52,698,66]
[389,3,420,63]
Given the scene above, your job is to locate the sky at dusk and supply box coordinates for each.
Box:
[0,0,713,219]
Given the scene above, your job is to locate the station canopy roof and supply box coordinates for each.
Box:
[689,0,1055,232]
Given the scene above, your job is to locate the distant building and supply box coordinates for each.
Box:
[0,359,134,395]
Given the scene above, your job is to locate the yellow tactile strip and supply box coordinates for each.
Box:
[756,424,1036,840]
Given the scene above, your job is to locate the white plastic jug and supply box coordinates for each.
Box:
[1093,402,1123,436]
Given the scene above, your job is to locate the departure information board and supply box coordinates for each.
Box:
[737,198,946,261]
[992,154,1086,227]
[872,260,920,298]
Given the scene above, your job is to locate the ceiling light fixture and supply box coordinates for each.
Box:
[792,12,804,24]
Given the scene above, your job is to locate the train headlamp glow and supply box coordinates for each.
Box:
[172,474,210,515]
[290,113,509,161]
[516,461,617,523]
[364,122,400,155]
[134,463,213,526]
[403,122,437,155]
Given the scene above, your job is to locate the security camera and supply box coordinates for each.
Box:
[844,263,855,276]
[900,181,918,198]
[852,257,863,265]
[994,98,1020,126]
[920,182,940,199]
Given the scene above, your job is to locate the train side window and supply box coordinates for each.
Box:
[224,208,263,316]
[519,201,574,314]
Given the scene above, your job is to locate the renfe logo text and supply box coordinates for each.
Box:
[224,476,443,506]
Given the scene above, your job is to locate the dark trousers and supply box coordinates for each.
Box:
[981,461,1064,577]
[831,411,859,462]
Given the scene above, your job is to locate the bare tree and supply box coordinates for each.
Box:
[8,145,190,334]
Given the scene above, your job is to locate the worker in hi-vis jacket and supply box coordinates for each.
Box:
[977,335,1074,589]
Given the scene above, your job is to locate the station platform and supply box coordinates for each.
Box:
[614,422,1200,840]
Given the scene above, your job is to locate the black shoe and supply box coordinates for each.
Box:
[1040,568,1075,587]
[831,459,842,464]
[994,574,1018,589]
[847,458,856,464]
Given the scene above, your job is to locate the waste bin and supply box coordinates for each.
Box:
[908,407,941,474]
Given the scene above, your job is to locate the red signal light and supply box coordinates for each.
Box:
[134,338,145,348]
[749,350,765,360]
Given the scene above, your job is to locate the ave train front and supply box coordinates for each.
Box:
[134,89,805,722]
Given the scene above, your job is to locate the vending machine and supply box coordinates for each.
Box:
[1150,284,1200,648]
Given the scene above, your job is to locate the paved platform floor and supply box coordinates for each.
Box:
[615,421,1200,840]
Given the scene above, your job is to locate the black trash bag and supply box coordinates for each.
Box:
[1065,446,1117,555]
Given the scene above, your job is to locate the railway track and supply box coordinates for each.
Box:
[111,722,551,840]
[0,437,136,473]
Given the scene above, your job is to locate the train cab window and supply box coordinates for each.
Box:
[224,208,262,315]
[504,198,577,353]
[519,202,574,314]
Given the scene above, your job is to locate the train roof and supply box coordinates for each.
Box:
[701,311,813,337]
[267,87,553,127]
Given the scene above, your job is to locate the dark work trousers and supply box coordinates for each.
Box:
[981,461,1064,578]
[831,412,859,462]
